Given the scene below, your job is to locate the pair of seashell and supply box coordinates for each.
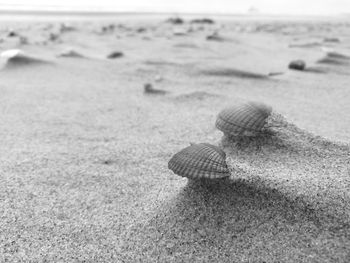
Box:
[168,101,272,180]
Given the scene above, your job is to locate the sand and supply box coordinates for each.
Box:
[0,14,350,262]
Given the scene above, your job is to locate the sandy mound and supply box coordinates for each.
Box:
[317,51,350,65]
[289,42,323,48]
[173,42,199,49]
[119,113,350,262]
[120,177,349,262]
[143,59,183,66]
[199,68,269,79]
[223,113,350,224]
[58,48,86,58]
[1,49,50,69]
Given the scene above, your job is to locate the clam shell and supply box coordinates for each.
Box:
[216,101,272,136]
[168,143,230,179]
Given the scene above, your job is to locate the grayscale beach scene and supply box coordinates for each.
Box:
[1,1,350,262]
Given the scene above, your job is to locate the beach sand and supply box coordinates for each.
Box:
[0,14,350,262]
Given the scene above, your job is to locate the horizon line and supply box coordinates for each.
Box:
[0,8,347,17]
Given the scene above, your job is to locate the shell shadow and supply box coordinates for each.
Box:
[2,55,53,70]
[175,178,322,228]
[304,66,328,74]
[120,178,339,261]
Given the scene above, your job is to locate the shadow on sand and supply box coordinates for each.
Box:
[119,177,349,261]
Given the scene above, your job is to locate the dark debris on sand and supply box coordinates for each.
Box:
[143,83,168,95]
[190,18,215,24]
[166,17,185,25]
[107,51,124,59]
[288,60,306,71]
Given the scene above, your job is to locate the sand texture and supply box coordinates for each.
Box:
[0,15,350,262]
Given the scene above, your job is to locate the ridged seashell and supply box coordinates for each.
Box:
[168,143,230,179]
[216,101,272,136]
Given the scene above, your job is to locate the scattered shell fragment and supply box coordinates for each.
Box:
[168,143,230,179]
[49,33,60,42]
[7,30,18,37]
[190,18,215,24]
[288,60,306,71]
[166,17,184,25]
[58,48,85,58]
[144,83,167,95]
[216,101,272,137]
[206,31,224,41]
[59,23,76,33]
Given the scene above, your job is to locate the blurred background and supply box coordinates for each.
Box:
[0,0,349,15]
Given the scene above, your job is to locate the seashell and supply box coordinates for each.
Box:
[216,101,272,137]
[288,60,306,71]
[168,143,230,179]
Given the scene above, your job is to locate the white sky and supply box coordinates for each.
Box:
[0,0,349,15]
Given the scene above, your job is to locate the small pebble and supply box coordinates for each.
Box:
[206,31,224,41]
[7,30,17,37]
[107,51,124,59]
[288,60,306,71]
